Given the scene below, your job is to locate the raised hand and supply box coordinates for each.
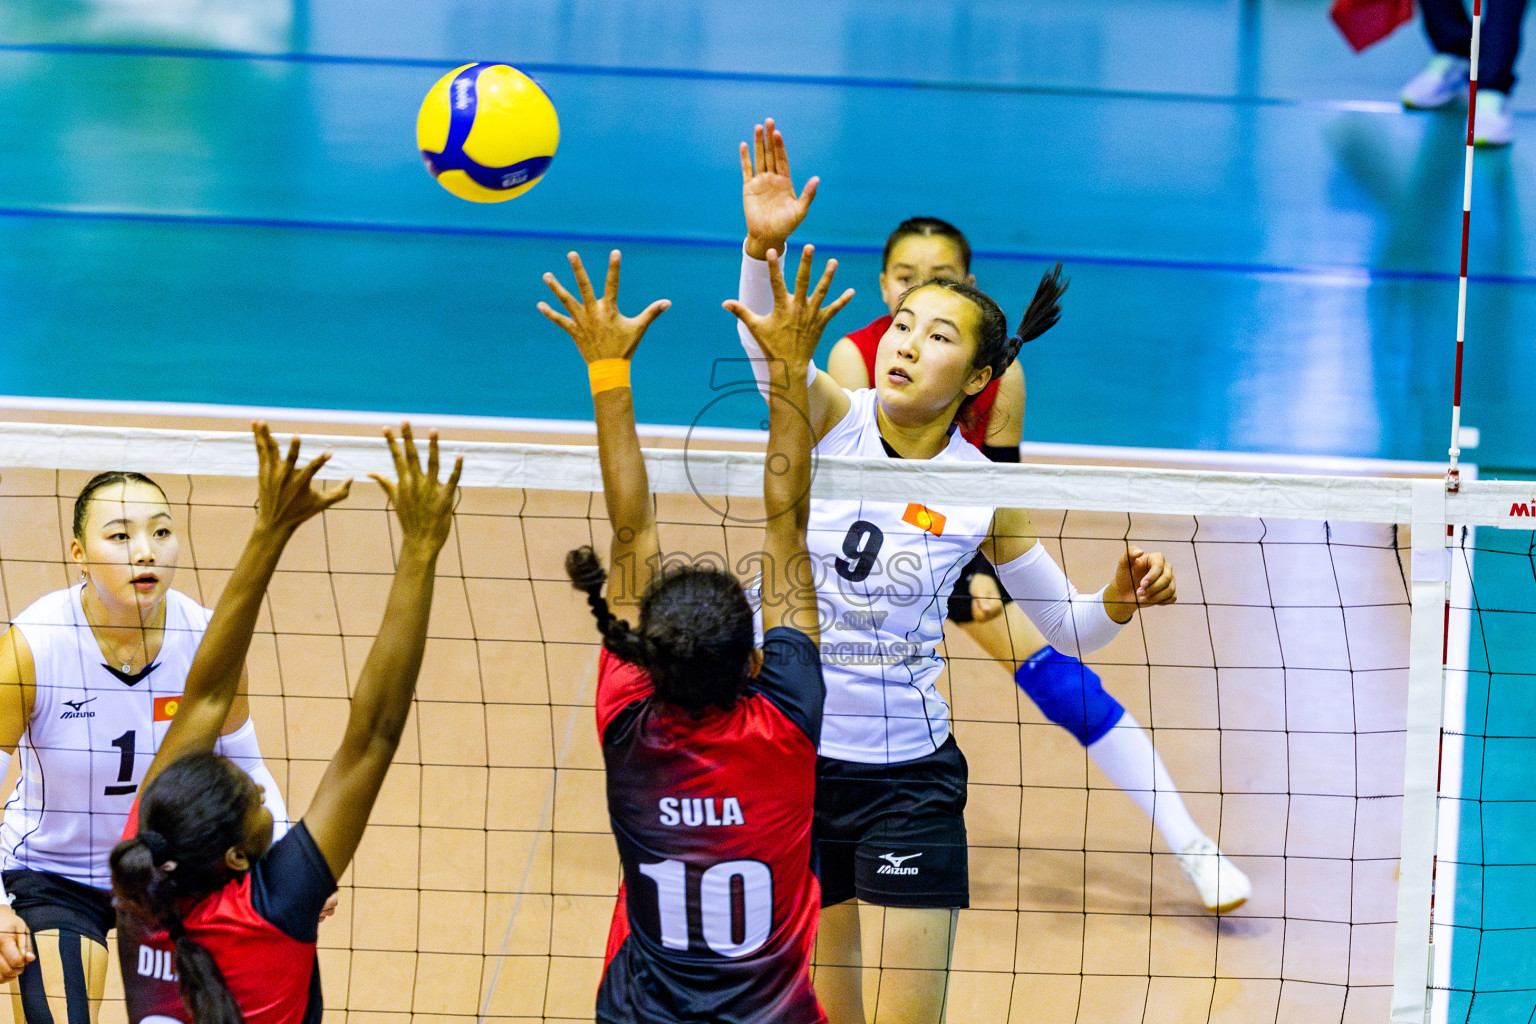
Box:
[1106,547,1177,622]
[723,244,854,370]
[371,424,461,557]
[253,422,352,535]
[741,117,819,260]
[538,250,671,365]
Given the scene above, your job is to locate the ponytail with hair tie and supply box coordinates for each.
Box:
[1011,262,1068,353]
[138,830,172,866]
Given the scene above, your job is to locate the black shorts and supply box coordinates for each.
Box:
[946,553,1013,623]
[814,736,969,909]
[5,869,115,942]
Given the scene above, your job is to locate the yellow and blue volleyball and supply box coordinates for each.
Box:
[417,63,559,202]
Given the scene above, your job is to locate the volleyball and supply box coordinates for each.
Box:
[417,62,559,202]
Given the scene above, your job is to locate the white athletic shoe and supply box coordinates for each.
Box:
[1474,90,1515,147]
[1401,54,1471,109]
[1176,836,1251,914]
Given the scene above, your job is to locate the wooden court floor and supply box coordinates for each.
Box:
[0,408,1411,1024]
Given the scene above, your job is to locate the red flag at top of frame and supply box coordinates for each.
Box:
[1331,0,1415,52]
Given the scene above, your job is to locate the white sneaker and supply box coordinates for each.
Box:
[1401,54,1471,109]
[1176,836,1251,914]
[1474,90,1515,147]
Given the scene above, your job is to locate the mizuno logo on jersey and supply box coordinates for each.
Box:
[60,697,96,719]
[901,503,946,536]
[137,944,178,982]
[836,610,889,631]
[658,796,745,827]
[876,852,922,875]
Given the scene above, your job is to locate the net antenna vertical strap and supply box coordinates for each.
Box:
[1390,483,1454,1024]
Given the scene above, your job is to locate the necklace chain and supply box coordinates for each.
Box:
[81,594,158,674]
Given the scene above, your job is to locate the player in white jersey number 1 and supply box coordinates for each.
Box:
[733,120,1178,1024]
[0,470,293,1024]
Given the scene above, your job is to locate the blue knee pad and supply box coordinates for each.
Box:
[1014,646,1125,746]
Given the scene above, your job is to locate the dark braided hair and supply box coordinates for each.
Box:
[882,217,972,274]
[904,262,1068,427]
[110,752,263,1024]
[566,546,753,712]
[73,471,169,540]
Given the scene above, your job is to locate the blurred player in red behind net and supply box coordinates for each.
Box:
[542,246,843,1023]
[825,212,1250,922]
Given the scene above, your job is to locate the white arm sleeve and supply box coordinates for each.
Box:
[737,244,816,400]
[994,542,1123,658]
[216,719,291,841]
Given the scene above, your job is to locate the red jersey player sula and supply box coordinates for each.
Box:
[538,245,846,1023]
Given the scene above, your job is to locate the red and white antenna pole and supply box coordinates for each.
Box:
[1429,8,1483,1015]
[1447,0,1483,492]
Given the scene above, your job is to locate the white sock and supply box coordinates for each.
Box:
[1086,711,1205,854]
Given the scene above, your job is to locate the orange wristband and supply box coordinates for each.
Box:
[588,359,631,395]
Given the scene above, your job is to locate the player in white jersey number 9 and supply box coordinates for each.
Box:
[734,119,1178,1024]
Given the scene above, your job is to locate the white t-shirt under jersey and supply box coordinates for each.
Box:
[808,387,995,764]
[3,585,212,888]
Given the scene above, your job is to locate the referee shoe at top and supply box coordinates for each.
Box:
[1400,55,1515,147]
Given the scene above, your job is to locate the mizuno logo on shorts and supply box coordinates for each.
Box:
[876,852,922,875]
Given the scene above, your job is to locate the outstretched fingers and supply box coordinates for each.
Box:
[374,425,460,548]
[819,285,856,324]
[602,249,623,304]
[753,122,768,177]
[540,270,580,315]
[634,298,672,333]
[791,244,816,303]
[567,251,599,307]
[797,174,819,212]
[281,432,301,477]
[251,422,352,529]
[763,118,782,176]
[764,248,790,309]
[794,249,854,324]
[719,297,758,330]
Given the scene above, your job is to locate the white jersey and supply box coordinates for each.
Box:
[3,585,212,888]
[808,388,995,764]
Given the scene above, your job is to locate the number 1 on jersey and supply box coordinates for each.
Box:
[105,729,137,796]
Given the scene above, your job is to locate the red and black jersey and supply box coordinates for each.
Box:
[595,627,826,1024]
[117,820,335,1024]
[845,314,1000,450]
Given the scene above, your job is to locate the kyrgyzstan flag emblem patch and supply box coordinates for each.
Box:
[153,695,182,722]
[902,503,946,536]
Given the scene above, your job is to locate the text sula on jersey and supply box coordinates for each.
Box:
[658,797,745,828]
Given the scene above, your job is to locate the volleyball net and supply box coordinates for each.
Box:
[2,421,1533,1024]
